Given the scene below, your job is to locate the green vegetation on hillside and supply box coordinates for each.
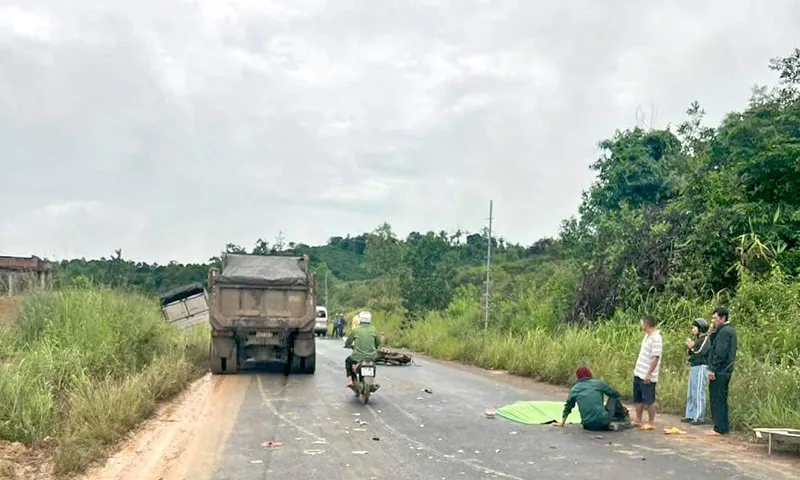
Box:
[0,288,207,474]
[47,48,800,432]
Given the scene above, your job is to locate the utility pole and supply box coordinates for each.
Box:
[484,200,493,330]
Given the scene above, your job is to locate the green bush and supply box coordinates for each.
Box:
[0,288,208,474]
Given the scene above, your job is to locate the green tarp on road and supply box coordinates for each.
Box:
[496,400,581,425]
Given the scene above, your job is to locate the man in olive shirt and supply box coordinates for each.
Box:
[706,306,737,436]
[555,366,630,431]
[344,310,381,388]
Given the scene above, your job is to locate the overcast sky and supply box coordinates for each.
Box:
[1,1,799,264]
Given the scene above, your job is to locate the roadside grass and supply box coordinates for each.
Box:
[0,288,208,475]
[388,274,800,433]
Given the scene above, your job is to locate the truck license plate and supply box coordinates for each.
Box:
[361,367,375,377]
[256,331,272,338]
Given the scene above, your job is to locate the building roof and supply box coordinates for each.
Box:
[0,256,52,272]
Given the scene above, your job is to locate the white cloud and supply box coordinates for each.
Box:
[0,0,799,263]
[0,6,55,42]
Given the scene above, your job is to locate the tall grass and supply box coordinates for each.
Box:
[0,288,208,474]
[389,270,800,432]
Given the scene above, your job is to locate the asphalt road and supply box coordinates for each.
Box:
[162,337,790,480]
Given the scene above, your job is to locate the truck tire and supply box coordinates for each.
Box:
[286,354,315,375]
[300,354,316,375]
[224,344,239,374]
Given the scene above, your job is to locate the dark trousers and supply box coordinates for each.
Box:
[584,397,629,431]
[709,373,731,434]
[345,356,358,379]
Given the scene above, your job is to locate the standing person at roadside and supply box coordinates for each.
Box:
[633,315,663,430]
[706,307,737,436]
[683,318,711,424]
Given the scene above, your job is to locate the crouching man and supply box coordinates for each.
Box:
[554,366,631,431]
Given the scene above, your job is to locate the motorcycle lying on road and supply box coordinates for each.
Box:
[343,340,379,404]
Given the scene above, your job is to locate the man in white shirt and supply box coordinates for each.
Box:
[633,315,663,429]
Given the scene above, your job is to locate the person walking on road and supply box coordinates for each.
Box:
[706,307,737,436]
[683,318,711,425]
[633,315,663,430]
[555,366,630,431]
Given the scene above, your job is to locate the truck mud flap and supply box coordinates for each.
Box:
[293,334,315,358]
[210,337,238,374]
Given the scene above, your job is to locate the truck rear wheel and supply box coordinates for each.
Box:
[300,354,316,374]
[224,345,238,374]
[287,354,315,375]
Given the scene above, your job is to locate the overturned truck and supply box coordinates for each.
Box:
[159,282,209,330]
[208,253,317,375]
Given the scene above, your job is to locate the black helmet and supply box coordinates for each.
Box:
[693,318,709,333]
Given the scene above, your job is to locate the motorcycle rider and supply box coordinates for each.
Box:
[344,310,381,388]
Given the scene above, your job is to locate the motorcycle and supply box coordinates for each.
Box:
[344,343,379,404]
[352,359,378,404]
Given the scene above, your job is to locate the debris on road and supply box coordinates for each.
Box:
[372,436,380,441]
[352,450,368,455]
[485,408,496,419]
[261,441,283,448]
[423,388,433,394]
[250,460,264,464]
[663,427,687,435]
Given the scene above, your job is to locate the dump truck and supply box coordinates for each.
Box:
[158,282,209,330]
[207,253,317,375]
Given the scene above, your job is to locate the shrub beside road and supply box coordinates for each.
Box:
[0,288,207,474]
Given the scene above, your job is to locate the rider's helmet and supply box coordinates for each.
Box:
[358,310,372,325]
